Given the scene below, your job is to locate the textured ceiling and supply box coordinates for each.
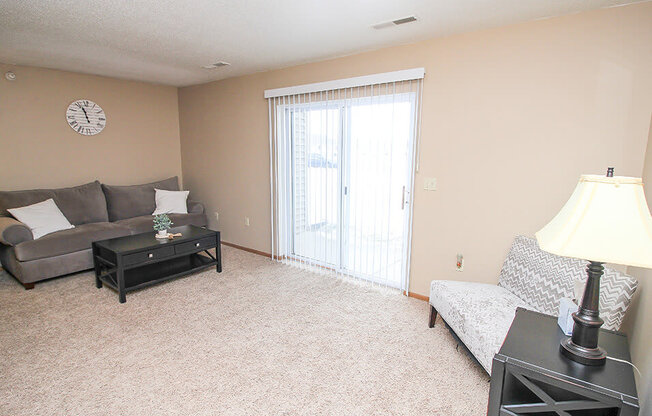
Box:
[0,0,645,86]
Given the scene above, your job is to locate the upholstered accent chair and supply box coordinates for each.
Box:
[428,236,638,373]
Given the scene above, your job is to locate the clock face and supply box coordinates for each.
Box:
[66,99,106,135]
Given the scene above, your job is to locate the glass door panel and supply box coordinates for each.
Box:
[342,96,415,287]
[291,105,341,267]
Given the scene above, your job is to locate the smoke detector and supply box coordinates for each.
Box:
[372,16,418,30]
[201,61,231,69]
[5,71,16,81]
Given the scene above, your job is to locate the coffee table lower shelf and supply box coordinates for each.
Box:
[99,253,215,294]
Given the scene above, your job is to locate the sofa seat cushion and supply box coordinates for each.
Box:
[115,212,208,235]
[14,222,131,261]
[430,280,536,374]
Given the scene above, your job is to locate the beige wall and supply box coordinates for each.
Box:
[622,117,652,410]
[0,64,182,190]
[179,2,652,296]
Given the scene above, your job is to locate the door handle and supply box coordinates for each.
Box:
[401,186,406,210]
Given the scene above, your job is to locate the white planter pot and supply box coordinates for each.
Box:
[156,229,168,239]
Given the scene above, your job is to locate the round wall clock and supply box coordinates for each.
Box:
[66,99,106,135]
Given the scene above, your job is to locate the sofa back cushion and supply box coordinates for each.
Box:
[101,176,179,221]
[0,181,108,225]
[498,235,637,331]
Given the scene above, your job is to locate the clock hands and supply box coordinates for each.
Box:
[81,107,91,123]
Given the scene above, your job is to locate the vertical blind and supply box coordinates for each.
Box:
[266,69,424,292]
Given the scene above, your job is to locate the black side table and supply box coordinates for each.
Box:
[488,308,639,415]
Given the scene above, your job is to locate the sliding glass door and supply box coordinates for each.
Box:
[285,91,416,288]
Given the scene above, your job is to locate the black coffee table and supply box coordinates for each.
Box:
[92,225,221,303]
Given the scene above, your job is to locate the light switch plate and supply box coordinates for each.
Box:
[424,177,437,191]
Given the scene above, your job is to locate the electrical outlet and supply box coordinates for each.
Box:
[424,177,437,191]
[245,217,250,226]
[456,254,464,271]
[214,212,219,222]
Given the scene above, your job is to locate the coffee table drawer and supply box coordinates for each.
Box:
[175,236,216,255]
[123,245,175,266]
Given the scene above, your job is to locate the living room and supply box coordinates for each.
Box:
[1,1,651,414]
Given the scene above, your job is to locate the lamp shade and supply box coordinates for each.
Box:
[536,175,652,268]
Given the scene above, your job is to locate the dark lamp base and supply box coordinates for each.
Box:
[559,261,608,367]
[560,337,606,366]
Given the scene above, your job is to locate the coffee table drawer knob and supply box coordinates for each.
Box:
[148,253,154,258]
[195,242,200,247]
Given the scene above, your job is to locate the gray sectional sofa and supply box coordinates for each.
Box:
[0,177,207,288]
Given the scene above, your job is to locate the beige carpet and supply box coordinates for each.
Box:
[0,246,489,415]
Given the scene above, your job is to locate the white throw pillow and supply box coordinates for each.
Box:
[7,198,75,239]
[152,189,189,215]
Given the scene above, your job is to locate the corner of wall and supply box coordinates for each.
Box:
[173,85,184,188]
[621,114,652,411]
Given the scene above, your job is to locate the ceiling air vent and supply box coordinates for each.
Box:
[372,16,417,30]
[201,61,231,69]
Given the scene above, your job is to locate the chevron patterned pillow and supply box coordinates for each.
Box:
[600,266,638,331]
[498,235,638,331]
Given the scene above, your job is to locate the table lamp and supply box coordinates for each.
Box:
[536,168,652,366]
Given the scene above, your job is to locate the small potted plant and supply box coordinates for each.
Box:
[153,214,173,239]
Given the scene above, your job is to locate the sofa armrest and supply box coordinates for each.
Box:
[187,201,205,215]
[0,216,33,246]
